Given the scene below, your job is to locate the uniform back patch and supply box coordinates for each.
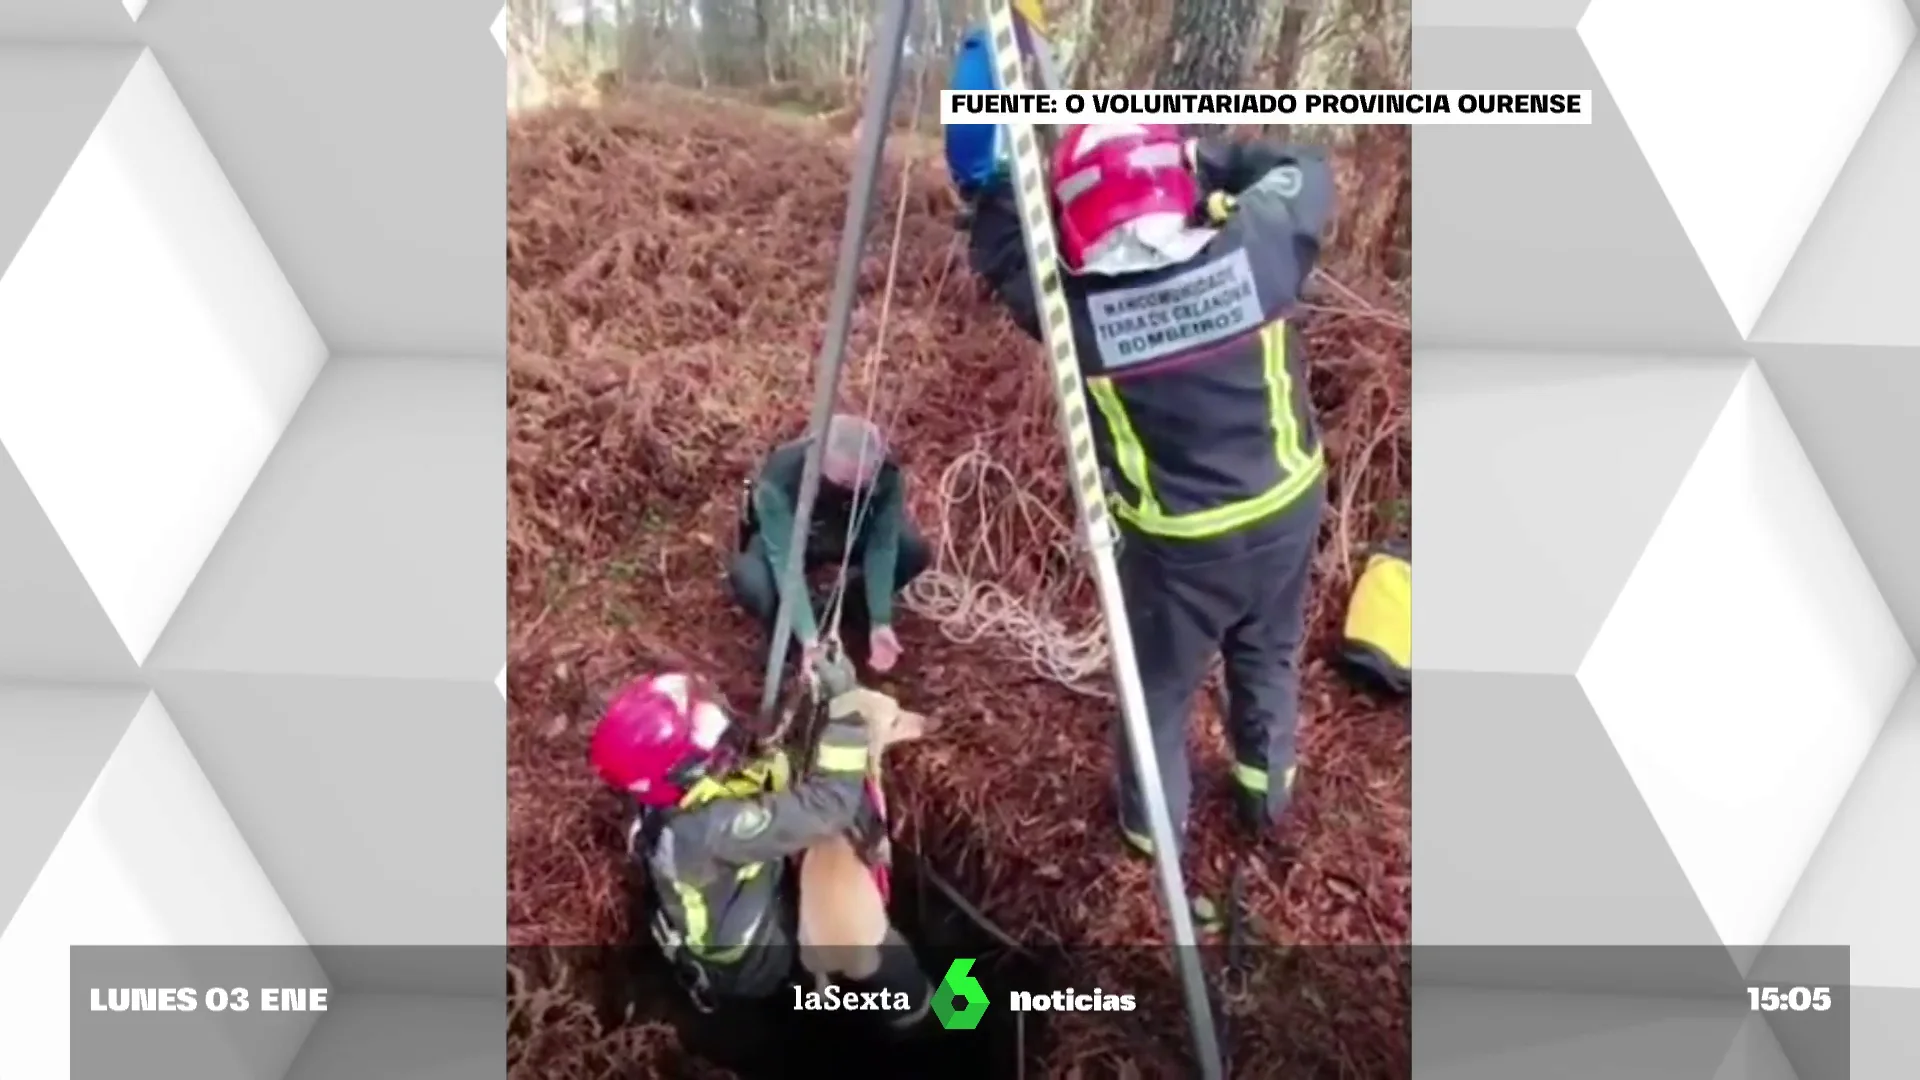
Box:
[728,804,773,839]
[1086,247,1264,371]
[1254,164,1305,199]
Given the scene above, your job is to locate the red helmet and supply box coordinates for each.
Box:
[590,673,732,808]
[1051,123,1200,274]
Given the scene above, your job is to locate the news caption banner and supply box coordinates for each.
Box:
[1417,3,1920,1080]
[922,958,1138,1032]
[783,957,1140,1029]
[939,89,1594,125]
[1415,947,1850,1079]
[0,1,505,1078]
[71,947,504,1078]
[905,949,1842,1078]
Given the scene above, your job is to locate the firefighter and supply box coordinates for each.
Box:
[727,413,930,675]
[591,672,934,1030]
[947,115,1334,866]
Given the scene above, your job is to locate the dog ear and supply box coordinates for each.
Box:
[828,687,895,723]
[828,688,936,749]
[885,708,929,745]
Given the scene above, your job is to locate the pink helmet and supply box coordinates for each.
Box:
[590,673,732,808]
[1051,123,1200,274]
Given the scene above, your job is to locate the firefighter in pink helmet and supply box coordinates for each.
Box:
[952,119,1334,886]
[590,672,933,1029]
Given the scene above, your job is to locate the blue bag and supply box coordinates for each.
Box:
[944,26,1008,196]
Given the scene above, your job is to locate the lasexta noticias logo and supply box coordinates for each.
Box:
[931,958,990,1030]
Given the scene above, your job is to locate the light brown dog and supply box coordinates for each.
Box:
[795,687,933,986]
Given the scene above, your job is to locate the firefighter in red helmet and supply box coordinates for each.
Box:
[590,673,934,1029]
[952,120,1334,878]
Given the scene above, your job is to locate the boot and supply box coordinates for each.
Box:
[1231,783,1265,838]
[1232,763,1299,842]
[1117,815,1222,934]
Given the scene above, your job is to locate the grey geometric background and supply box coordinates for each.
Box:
[0,0,504,1075]
[1415,0,1920,1076]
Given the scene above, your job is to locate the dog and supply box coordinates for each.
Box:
[796,687,935,988]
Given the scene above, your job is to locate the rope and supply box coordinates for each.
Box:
[807,2,1121,705]
[901,446,1114,697]
[806,3,1112,707]
[818,5,933,648]
[918,860,1031,957]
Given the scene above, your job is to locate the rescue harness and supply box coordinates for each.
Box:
[634,759,789,1013]
[638,653,898,1015]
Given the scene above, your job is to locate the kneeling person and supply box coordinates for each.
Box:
[591,673,935,1030]
[728,414,929,673]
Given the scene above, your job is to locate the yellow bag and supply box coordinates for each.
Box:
[1339,541,1410,696]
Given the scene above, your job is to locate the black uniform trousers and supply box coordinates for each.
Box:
[1112,476,1326,853]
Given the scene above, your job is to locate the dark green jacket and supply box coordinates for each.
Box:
[750,438,909,643]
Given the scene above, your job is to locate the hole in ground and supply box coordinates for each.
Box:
[598,846,1060,1078]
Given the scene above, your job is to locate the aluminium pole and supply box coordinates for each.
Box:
[976,2,1225,1076]
[757,0,918,719]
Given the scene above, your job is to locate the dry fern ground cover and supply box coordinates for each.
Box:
[508,89,1411,1078]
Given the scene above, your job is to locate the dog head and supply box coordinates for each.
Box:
[828,687,935,753]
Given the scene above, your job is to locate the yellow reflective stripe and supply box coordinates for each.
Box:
[1093,320,1323,541]
[1265,322,1313,475]
[1113,450,1324,539]
[1233,762,1300,794]
[1087,377,1159,517]
[736,752,791,794]
[1232,761,1267,793]
[672,868,765,962]
[814,741,869,774]
[678,777,725,808]
[672,881,712,950]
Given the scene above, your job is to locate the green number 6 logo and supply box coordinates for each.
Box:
[931,958,991,1030]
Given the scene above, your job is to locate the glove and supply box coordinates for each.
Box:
[1196,190,1238,226]
[944,25,1010,198]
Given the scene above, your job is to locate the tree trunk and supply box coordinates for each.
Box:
[699,0,727,85]
[755,0,777,83]
[1269,0,1312,86]
[1060,0,1099,86]
[1261,0,1316,141]
[1077,0,1128,89]
[1157,0,1262,134]
[851,5,869,85]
